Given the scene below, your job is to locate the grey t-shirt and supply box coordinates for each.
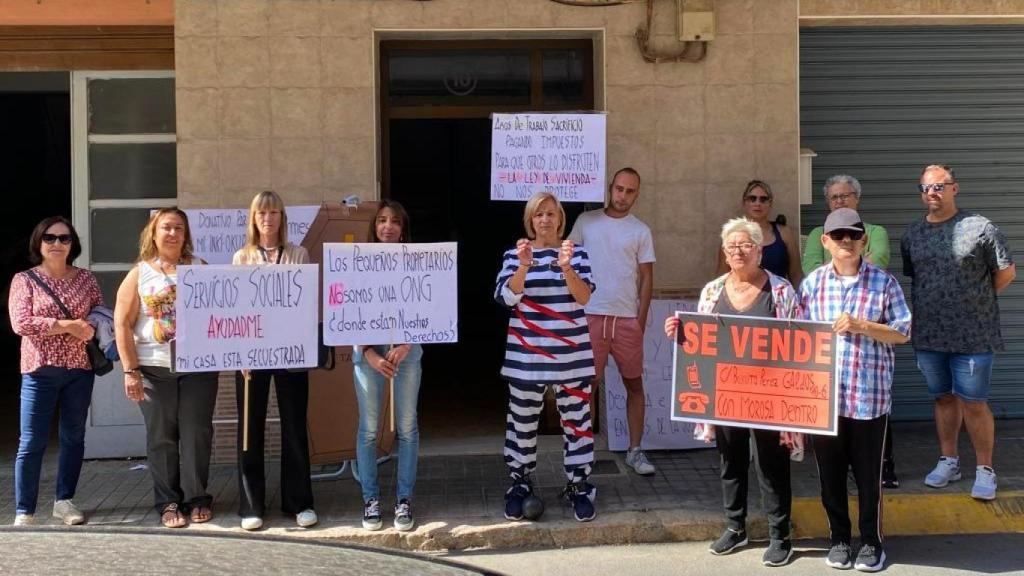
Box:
[900,210,1013,353]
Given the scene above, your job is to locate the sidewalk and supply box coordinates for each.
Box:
[1,421,1022,551]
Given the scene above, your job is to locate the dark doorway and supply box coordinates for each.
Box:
[381,40,595,444]
[0,72,72,446]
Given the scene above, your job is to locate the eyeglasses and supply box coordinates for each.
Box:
[41,234,73,245]
[826,230,865,242]
[918,182,955,194]
[744,195,771,204]
[723,242,757,254]
[828,193,855,203]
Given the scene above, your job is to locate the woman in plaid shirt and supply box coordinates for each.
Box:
[800,208,911,573]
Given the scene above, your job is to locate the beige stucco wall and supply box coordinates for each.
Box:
[174,0,799,290]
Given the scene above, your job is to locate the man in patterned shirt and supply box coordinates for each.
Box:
[901,164,1015,501]
[801,208,912,572]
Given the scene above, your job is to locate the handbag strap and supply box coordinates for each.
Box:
[25,269,73,320]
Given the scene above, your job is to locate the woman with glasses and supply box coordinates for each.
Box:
[114,208,218,529]
[717,180,802,287]
[667,217,801,567]
[8,217,103,526]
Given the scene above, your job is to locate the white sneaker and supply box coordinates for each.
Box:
[240,516,263,531]
[13,514,35,526]
[52,500,85,525]
[296,509,318,528]
[625,447,656,475]
[971,466,997,501]
[924,456,961,488]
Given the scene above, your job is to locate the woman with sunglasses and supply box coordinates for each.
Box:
[8,217,103,526]
[666,217,801,567]
[717,180,802,287]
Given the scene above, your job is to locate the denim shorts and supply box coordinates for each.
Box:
[915,349,994,402]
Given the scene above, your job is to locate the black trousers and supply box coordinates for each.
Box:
[715,425,792,540]
[235,370,314,517]
[813,414,888,546]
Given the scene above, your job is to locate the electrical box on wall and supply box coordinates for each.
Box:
[677,0,715,42]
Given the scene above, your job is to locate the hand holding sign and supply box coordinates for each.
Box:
[832,312,865,335]
[516,238,533,267]
[664,315,680,339]
[558,240,574,269]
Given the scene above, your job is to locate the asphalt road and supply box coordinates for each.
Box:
[447,535,1024,576]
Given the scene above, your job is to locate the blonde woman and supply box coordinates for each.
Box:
[114,208,217,529]
[495,191,597,523]
[232,191,317,530]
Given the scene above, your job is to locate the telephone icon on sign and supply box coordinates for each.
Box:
[678,392,710,414]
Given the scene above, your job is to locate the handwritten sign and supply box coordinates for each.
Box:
[490,112,606,203]
[604,300,711,451]
[184,206,320,265]
[173,264,319,372]
[671,312,839,436]
[322,242,458,346]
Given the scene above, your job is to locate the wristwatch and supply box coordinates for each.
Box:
[124,367,141,376]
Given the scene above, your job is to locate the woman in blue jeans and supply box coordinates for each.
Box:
[353,199,423,533]
[8,217,104,526]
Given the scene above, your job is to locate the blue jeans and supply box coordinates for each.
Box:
[15,367,94,515]
[915,349,994,402]
[353,344,422,503]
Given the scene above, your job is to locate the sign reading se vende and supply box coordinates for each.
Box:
[670,312,839,436]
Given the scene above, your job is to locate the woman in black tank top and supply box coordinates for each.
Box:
[715,180,803,287]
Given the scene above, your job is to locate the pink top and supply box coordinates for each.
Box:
[8,267,104,374]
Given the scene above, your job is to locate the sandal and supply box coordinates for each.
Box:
[190,505,213,524]
[160,503,188,528]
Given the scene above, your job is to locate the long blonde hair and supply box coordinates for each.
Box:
[239,190,289,261]
[138,208,194,263]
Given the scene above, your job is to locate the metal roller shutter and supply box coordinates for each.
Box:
[800,26,1024,420]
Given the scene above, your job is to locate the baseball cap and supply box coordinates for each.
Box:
[823,208,865,234]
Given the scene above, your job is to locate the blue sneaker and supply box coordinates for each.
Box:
[563,481,596,522]
[504,477,533,521]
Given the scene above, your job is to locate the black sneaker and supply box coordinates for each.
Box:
[504,477,533,521]
[825,541,853,569]
[362,498,382,531]
[562,481,596,522]
[393,498,414,532]
[709,528,748,555]
[854,544,886,572]
[882,460,900,489]
[762,539,793,567]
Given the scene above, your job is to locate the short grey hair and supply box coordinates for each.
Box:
[822,174,862,200]
[720,217,763,247]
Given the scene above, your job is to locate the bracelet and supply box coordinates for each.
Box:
[125,367,141,376]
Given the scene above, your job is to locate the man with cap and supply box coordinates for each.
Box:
[800,208,912,573]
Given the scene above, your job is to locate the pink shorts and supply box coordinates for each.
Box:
[587,314,644,380]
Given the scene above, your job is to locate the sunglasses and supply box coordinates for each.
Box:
[918,182,955,194]
[827,230,865,242]
[744,195,772,204]
[41,234,73,245]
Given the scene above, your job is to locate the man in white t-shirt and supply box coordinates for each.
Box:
[568,167,656,475]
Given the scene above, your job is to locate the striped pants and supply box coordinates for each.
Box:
[504,379,594,483]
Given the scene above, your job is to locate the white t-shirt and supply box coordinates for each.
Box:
[568,209,656,317]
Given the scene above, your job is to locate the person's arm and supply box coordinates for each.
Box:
[561,242,591,306]
[636,262,653,332]
[114,267,144,402]
[833,313,910,344]
[8,273,91,339]
[780,224,804,287]
[801,227,825,275]
[994,263,1016,294]
[864,224,890,269]
[899,233,914,278]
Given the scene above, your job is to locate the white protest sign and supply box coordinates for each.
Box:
[173,264,319,372]
[490,112,606,203]
[605,299,713,451]
[185,205,320,265]
[322,242,458,346]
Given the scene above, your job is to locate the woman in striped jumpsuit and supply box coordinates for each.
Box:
[494,191,597,522]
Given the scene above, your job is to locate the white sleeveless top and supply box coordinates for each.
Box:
[134,259,194,368]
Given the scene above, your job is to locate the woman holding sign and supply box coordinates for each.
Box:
[666,217,801,567]
[114,208,218,529]
[352,199,424,532]
[495,191,597,523]
[232,191,317,531]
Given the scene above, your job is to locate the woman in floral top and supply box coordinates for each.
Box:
[8,216,103,526]
[114,208,217,529]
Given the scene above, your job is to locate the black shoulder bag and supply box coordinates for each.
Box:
[25,270,114,376]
